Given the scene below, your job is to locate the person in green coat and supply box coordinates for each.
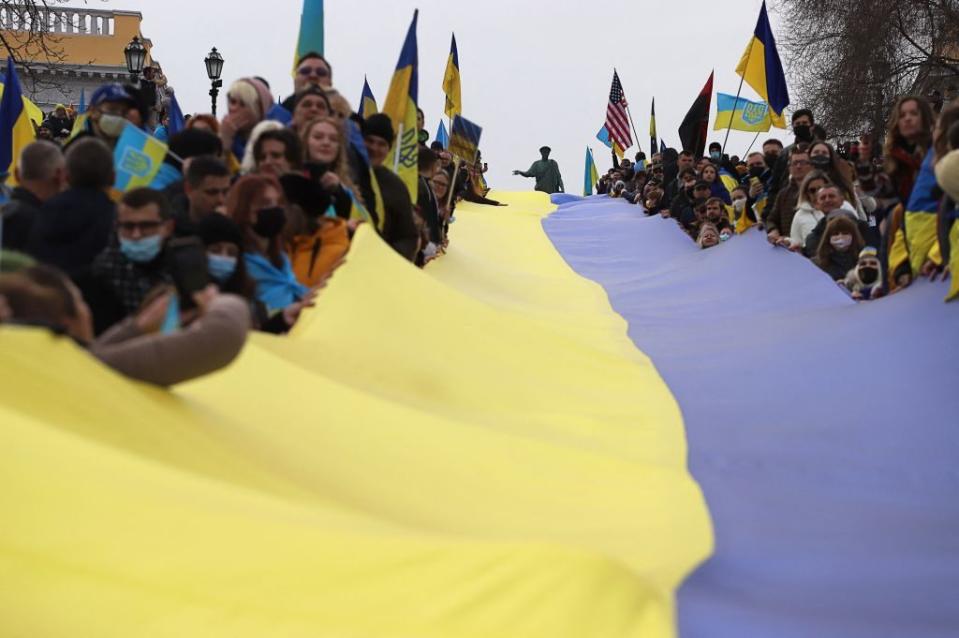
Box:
[514,146,565,193]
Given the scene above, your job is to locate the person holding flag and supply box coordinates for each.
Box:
[584,147,599,196]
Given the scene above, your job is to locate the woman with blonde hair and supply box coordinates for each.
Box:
[220,77,274,164]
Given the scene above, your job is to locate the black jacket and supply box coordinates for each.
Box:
[373,166,418,261]
[26,188,116,279]
[1,187,43,251]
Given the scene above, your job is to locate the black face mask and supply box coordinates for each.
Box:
[794,124,813,142]
[764,152,779,168]
[748,166,766,179]
[253,206,287,238]
[810,155,831,169]
[859,266,879,285]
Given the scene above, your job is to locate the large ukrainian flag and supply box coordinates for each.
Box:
[735,1,790,118]
[381,10,419,203]
[0,58,36,185]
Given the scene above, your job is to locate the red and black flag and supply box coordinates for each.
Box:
[678,71,714,159]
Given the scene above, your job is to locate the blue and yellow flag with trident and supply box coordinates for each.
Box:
[714,92,786,132]
[294,0,324,68]
[584,147,599,196]
[359,76,378,119]
[381,10,419,203]
[442,33,461,119]
[735,0,790,118]
[113,123,180,192]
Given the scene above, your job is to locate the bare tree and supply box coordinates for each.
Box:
[777,0,959,140]
[0,1,104,95]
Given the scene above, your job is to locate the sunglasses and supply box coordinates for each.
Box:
[297,66,330,78]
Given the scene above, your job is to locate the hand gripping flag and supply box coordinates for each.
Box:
[381,10,420,203]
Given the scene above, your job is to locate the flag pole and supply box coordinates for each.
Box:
[743,131,761,156]
[625,104,642,157]
[722,37,755,157]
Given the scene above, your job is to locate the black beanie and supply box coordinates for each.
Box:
[169,128,224,160]
[362,114,394,147]
[196,213,243,247]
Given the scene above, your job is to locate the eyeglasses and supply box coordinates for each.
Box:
[791,159,810,167]
[297,66,330,78]
[118,220,162,234]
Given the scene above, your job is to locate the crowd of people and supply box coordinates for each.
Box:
[595,98,959,302]
[0,51,495,387]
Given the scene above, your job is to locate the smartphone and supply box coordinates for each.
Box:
[165,237,209,311]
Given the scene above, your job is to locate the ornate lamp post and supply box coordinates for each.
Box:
[204,47,225,116]
[123,35,147,84]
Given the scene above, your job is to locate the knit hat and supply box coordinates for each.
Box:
[196,213,244,248]
[235,77,273,120]
[934,149,959,202]
[362,113,394,146]
[858,246,879,260]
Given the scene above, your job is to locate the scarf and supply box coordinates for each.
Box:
[244,251,308,312]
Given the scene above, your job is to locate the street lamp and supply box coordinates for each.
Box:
[204,47,224,116]
[124,35,147,84]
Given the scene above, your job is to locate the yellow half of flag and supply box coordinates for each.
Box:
[0,192,713,637]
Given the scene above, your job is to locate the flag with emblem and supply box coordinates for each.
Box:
[448,115,482,163]
[113,123,171,192]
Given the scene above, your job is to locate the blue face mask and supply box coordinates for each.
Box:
[207,253,237,282]
[119,235,163,263]
[710,150,722,160]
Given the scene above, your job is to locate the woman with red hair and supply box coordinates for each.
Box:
[227,174,308,313]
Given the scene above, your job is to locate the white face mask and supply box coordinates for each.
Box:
[830,234,853,250]
[97,113,127,138]
[732,197,747,210]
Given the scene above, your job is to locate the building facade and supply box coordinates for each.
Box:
[0,5,155,111]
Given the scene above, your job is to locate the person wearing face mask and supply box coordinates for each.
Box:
[808,141,861,214]
[802,184,863,257]
[814,215,865,281]
[767,109,817,211]
[196,213,312,333]
[87,188,175,334]
[227,174,309,313]
[762,139,783,176]
[69,84,140,149]
[843,247,884,300]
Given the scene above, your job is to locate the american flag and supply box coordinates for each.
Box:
[605,71,632,150]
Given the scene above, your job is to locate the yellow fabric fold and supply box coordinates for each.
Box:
[0,192,712,637]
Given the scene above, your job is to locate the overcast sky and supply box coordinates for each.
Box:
[66,0,789,190]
